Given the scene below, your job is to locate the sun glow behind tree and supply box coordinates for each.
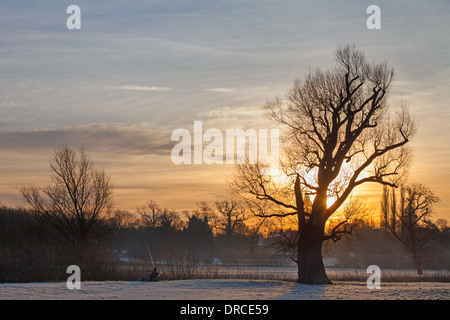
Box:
[232,45,416,284]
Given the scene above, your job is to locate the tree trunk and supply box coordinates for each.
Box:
[297,217,332,284]
[411,250,424,275]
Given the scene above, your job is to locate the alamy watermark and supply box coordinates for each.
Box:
[367,5,381,30]
[366,265,381,289]
[66,265,81,289]
[171,121,280,173]
[66,5,81,30]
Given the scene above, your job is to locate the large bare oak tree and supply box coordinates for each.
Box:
[231,45,416,284]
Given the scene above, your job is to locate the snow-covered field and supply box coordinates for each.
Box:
[1,279,449,300]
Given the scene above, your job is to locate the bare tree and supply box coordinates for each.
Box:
[159,208,183,231]
[380,186,390,230]
[112,210,139,230]
[380,185,400,231]
[325,196,371,243]
[435,218,448,231]
[231,45,416,284]
[195,202,216,221]
[137,200,162,230]
[214,199,248,239]
[20,146,114,248]
[383,184,440,274]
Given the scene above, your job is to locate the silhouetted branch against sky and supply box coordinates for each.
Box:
[234,45,417,223]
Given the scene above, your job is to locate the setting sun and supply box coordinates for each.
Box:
[308,194,339,209]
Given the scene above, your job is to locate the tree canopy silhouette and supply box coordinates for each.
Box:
[20,146,114,248]
[382,184,440,275]
[231,44,417,284]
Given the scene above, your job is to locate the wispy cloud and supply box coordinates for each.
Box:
[0,116,14,125]
[0,100,28,108]
[109,85,175,92]
[208,88,236,93]
[199,105,265,119]
[0,123,172,156]
[207,86,270,93]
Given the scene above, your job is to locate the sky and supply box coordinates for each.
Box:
[0,0,449,221]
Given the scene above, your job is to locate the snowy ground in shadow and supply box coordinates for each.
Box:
[1,279,449,300]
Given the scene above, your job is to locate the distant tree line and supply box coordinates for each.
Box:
[113,199,256,264]
[2,197,449,283]
[0,199,276,282]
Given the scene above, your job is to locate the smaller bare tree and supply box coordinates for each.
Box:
[159,208,183,231]
[325,196,371,243]
[214,199,249,239]
[137,200,163,230]
[111,210,139,230]
[383,183,440,274]
[20,146,114,248]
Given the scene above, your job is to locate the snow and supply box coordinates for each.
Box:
[0,279,449,300]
